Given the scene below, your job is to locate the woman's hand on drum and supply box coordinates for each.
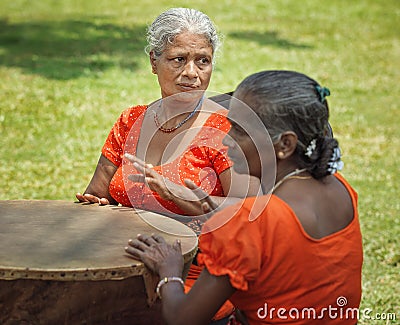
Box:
[76,193,110,205]
[125,233,184,277]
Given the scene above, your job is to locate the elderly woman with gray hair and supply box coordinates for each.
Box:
[77,8,259,324]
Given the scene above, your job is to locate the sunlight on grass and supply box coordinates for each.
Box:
[1,0,399,322]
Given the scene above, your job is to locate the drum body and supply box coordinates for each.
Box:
[0,200,198,325]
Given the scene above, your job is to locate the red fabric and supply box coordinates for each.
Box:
[198,173,363,324]
[101,105,232,217]
[101,104,234,320]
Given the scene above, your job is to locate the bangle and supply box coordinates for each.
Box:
[156,276,184,299]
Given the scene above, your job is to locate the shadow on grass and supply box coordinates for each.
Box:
[229,30,312,49]
[0,18,148,80]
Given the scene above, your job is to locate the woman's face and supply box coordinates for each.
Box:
[223,94,276,180]
[150,31,213,98]
[224,117,262,178]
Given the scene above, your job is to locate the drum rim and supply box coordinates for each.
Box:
[0,200,198,281]
[0,248,198,281]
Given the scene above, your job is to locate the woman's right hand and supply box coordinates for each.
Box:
[125,233,184,277]
[76,193,110,205]
[75,154,119,206]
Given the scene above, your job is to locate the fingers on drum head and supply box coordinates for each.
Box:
[151,233,164,243]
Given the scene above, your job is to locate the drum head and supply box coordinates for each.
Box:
[0,200,198,281]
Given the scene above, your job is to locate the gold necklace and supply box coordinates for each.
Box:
[272,168,311,192]
[154,96,204,133]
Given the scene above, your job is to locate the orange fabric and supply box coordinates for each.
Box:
[101,104,234,320]
[102,105,232,219]
[198,173,363,324]
[185,264,235,320]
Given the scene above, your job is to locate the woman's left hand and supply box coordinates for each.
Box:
[184,179,219,214]
[125,233,184,276]
[124,153,223,216]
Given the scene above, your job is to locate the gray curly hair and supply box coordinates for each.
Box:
[145,8,221,64]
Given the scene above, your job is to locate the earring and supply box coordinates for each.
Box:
[278,152,285,159]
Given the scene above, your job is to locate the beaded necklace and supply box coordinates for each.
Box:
[154,96,204,133]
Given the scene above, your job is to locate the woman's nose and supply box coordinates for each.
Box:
[182,61,198,79]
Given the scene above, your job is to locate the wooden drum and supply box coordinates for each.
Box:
[0,200,198,325]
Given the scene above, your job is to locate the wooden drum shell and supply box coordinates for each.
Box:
[0,200,198,325]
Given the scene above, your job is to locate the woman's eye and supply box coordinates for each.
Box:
[173,57,184,63]
[199,57,210,64]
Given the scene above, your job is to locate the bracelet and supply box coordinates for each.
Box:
[156,276,184,299]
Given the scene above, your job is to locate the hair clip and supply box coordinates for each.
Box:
[327,147,344,174]
[315,85,331,103]
[305,138,317,157]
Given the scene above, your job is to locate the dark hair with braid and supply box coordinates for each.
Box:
[234,70,340,179]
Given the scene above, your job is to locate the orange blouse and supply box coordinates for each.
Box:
[101,105,236,320]
[198,173,363,324]
[101,105,233,231]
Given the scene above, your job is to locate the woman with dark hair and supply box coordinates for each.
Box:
[126,70,363,325]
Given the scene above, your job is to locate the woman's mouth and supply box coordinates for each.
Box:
[178,83,198,91]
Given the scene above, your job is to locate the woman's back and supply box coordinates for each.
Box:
[198,173,363,324]
[275,173,354,239]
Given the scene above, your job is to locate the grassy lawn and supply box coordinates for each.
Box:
[0,0,398,323]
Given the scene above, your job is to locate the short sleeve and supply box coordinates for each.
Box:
[101,105,146,166]
[209,146,232,175]
[197,201,263,291]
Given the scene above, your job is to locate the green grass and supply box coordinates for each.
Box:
[1,0,399,323]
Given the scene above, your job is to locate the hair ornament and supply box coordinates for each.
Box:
[315,85,331,103]
[305,138,317,157]
[327,147,344,174]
